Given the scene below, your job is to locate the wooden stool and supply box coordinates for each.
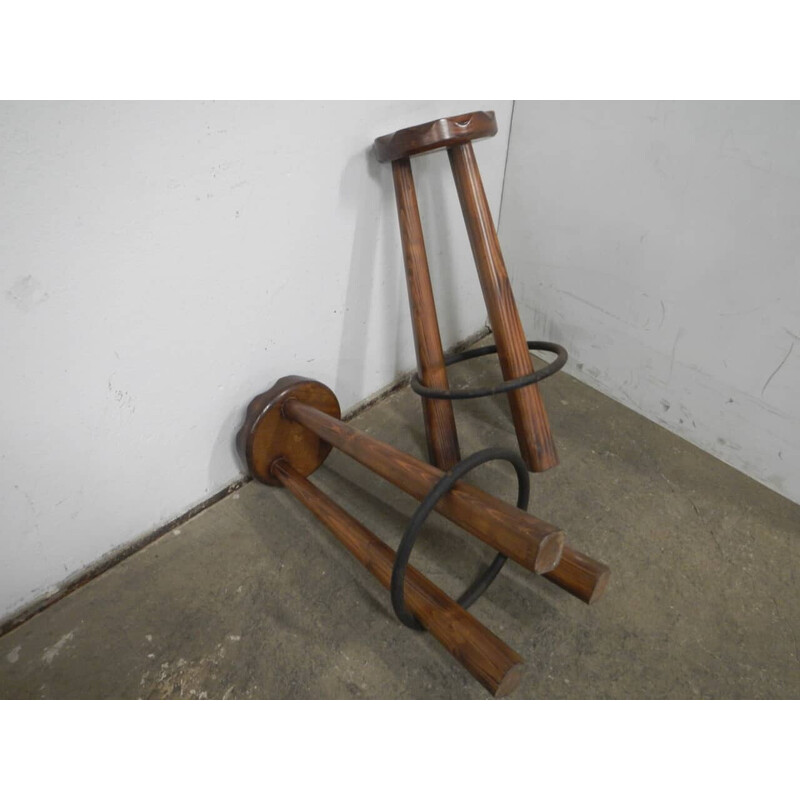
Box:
[238,376,610,697]
[375,110,562,473]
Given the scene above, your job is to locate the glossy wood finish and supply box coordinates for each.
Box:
[239,377,610,605]
[449,141,558,473]
[374,111,497,163]
[237,376,340,486]
[392,157,461,470]
[283,397,564,574]
[273,460,524,697]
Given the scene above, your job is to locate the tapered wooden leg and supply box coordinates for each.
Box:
[448,142,558,473]
[240,376,610,606]
[391,157,461,470]
[273,460,524,697]
[283,398,564,574]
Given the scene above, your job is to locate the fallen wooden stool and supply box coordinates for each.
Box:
[375,110,562,473]
[238,376,610,697]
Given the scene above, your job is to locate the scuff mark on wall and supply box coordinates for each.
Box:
[6,275,49,311]
[761,340,794,398]
[668,328,685,382]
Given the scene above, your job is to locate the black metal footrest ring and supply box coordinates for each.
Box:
[390,447,531,630]
[410,341,567,400]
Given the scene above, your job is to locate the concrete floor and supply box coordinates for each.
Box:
[2,339,799,699]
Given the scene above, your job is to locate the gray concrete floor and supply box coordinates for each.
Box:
[2,338,799,699]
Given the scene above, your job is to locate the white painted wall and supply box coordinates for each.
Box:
[500,101,800,505]
[0,101,512,622]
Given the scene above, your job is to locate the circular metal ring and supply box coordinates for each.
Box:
[410,341,567,400]
[390,447,530,630]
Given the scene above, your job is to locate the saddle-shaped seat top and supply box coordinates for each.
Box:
[373,110,497,163]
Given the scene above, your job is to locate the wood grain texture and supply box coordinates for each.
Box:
[283,398,565,574]
[391,157,461,470]
[544,545,610,604]
[273,460,524,697]
[374,110,497,163]
[237,376,340,486]
[449,142,558,473]
[240,378,609,605]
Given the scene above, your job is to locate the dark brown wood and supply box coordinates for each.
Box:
[239,377,610,605]
[282,395,564,574]
[273,460,524,697]
[544,545,610,605]
[391,157,461,470]
[374,111,497,163]
[448,141,558,473]
[236,375,340,486]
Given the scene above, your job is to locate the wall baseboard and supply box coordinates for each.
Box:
[0,326,490,639]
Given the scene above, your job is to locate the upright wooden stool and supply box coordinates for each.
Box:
[238,376,610,697]
[375,110,562,473]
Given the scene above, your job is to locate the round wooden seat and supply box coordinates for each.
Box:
[373,110,498,162]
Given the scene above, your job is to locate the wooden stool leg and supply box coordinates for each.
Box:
[284,397,564,575]
[273,460,524,697]
[391,157,461,470]
[241,376,610,606]
[448,142,558,473]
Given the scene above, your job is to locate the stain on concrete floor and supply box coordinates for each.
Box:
[1,338,798,699]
